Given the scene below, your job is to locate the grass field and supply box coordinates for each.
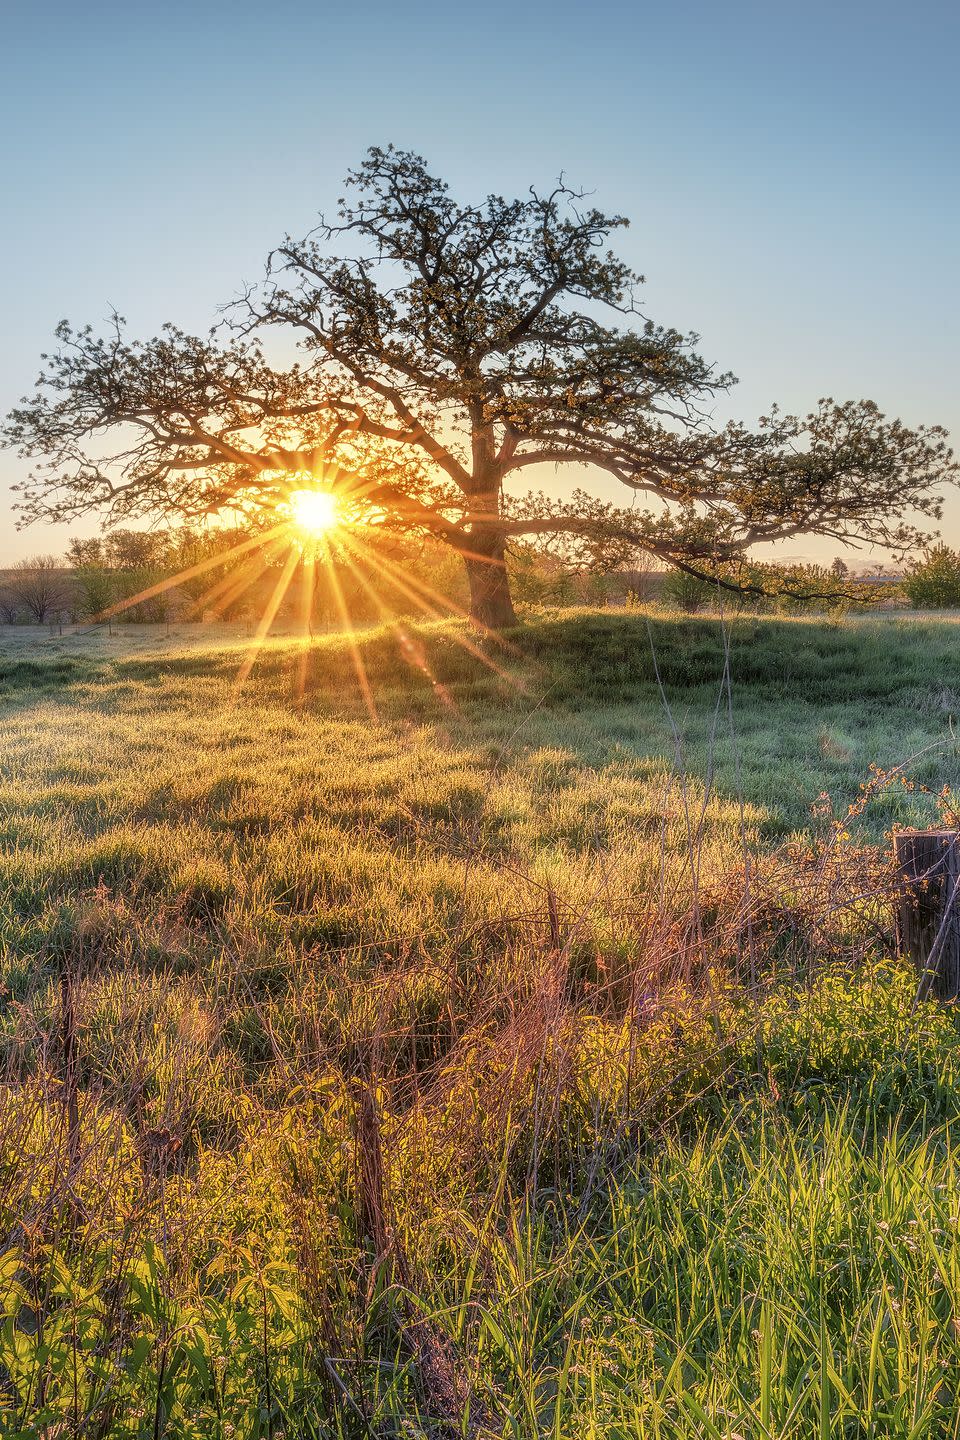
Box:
[3,609,960,1437]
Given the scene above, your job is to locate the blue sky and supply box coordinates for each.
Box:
[2,0,957,564]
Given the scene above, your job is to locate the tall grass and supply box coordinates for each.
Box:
[1,609,959,1436]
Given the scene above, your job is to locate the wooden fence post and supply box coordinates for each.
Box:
[894,828,960,1000]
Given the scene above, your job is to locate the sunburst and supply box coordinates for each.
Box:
[287,488,339,537]
[82,475,521,710]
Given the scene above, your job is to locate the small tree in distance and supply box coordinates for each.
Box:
[72,563,114,621]
[3,555,70,623]
[5,147,957,629]
[904,545,960,609]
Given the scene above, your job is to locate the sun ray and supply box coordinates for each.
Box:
[339,533,490,658]
[319,534,378,722]
[90,522,290,626]
[297,545,318,637]
[190,531,291,621]
[294,543,318,704]
[336,542,456,710]
[356,537,521,652]
[188,552,271,622]
[342,533,524,690]
[232,544,301,696]
[75,487,524,706]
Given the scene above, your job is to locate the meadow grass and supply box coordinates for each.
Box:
[1,609,960,1437]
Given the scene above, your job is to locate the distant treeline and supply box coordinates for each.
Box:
[0,526,473,627]
[1,526,958,625]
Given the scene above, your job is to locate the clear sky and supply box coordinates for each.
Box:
[2,0,957,566]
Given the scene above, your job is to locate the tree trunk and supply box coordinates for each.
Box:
[462,516,517,630]
[460,512,515,630]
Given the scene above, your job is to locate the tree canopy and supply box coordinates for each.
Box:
[5,146,955,627]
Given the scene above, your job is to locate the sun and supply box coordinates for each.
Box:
[288,488,339,536]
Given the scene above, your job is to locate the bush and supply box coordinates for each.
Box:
[660,567,720,613]
[507,542,577,608]
[904,544,960,609]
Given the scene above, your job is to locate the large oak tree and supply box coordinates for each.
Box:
[5,147,955,627]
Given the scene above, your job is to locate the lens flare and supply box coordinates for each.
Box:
[288,489,339,535]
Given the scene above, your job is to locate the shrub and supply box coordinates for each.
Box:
[904,543,960,609]
[660,567,719,613]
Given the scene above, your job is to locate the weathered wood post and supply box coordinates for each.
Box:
[894,828,960,1000]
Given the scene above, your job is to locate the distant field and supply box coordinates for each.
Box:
[3,609,960,1436]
